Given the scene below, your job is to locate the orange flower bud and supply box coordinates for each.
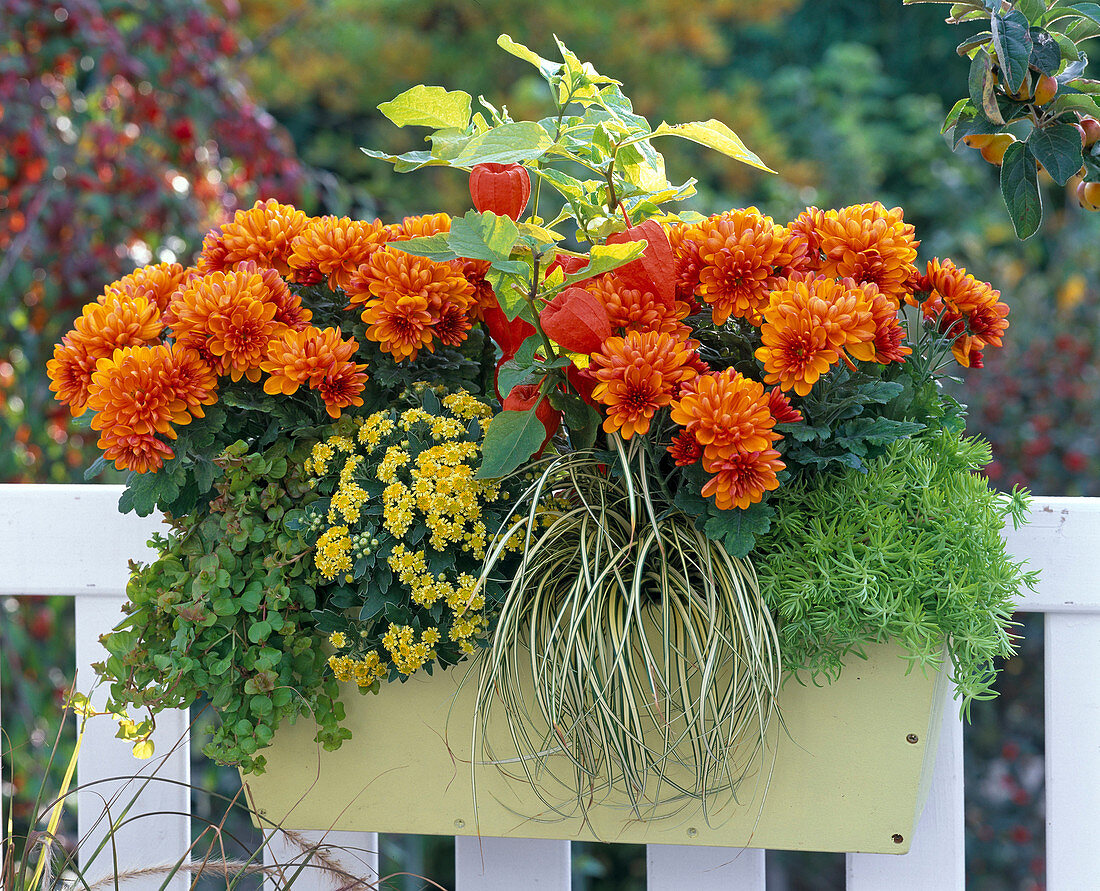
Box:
[605,219,677,308]
[469,163,531,220]
[539,287,613,354]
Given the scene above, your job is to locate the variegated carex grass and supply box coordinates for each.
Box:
[468,434,782,828]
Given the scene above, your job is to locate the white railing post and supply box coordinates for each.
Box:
[1043,612,1100,886]
[0,485,191,889]
[647,845,764,890]
[262,828,379,890]
[455,836,571,890]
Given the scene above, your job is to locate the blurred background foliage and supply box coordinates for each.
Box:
[4,1,1095,888]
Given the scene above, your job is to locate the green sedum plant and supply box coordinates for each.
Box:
[756,429,1037,711]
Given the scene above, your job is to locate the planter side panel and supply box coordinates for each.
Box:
[243,642,940,854]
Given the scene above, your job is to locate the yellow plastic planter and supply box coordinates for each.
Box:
[242,641,946,854]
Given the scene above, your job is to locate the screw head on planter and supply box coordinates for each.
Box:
[469,163,532,220]
[502,382,563,455]
[539,287,613,355]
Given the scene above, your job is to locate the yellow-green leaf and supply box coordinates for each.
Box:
[518,221,564,244]
[651,120,775,173]
[496,34,561,78]
[563,241,648,286]
[378,85,472,130]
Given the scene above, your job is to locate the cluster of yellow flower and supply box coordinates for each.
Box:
[307,390,508,679]
[327,643,387,688]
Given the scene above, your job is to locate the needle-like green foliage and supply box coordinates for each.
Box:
[754,430,1038,714]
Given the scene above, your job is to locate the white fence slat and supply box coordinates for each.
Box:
[74,593,192,890]
[846,684,964,890]
[1045,612,1100,887]
[1004,497,1100,613]
[0,484,163,596]
[455,836,570,889]
[262,829,378,890]
[647,844,764,890]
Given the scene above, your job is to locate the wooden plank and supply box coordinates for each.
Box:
[845,684,965,890]
[263,829,378,890]
[74,593,192,890]
[1004,497,1100,613]
[0,485,163,596]
[1045,612,1100,887]
[455,837,570,889]
[647,845,764,889]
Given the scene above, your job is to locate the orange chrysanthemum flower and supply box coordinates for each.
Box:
[585,273,693,337]
[233,260,312,331]
[783,207,827,274]
[86,345,194,451]
[667,429,703,466]
[755,283,843,396]
[169,270,288,381]
[391,213,452,240]
[261,326,359,396]
[804,276,877,358]
[923,258,1009,367]
[700,448,785,510]
[101,263,188,313]
[458,258,496,321]
[46,337,98,416]
[198,199,310,276]
[362,292,435,361]
[589,331,697,438]
[163,345,218,418]
[98,430,176,474]
[766,387,803,424]
[667,222,705,310]
[434,302,472,347]
[815,202,919,303]
[287,215,390,292]
[70,294,164,360]
[693,208,800,325]
[855,282,912,365]
[317,360,369,419]
[670,369,778,461]
[353,246,475,359]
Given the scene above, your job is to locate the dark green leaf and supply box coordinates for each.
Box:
[1028,28,1061,74]
[992,11,1033,94]
[495,360,540,396]
[969,52,1003,123]
[476,409,548,479]
[1000,140,1043,238]
[702,501,774,559]
[952,108,1004,146]
[83,455,111,481]
[1028,123,1084,184]
[358,587,389,621]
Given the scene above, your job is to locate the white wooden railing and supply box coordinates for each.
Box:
[1,485,1099,889]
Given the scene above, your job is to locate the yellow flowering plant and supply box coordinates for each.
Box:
[293,387,525,686]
